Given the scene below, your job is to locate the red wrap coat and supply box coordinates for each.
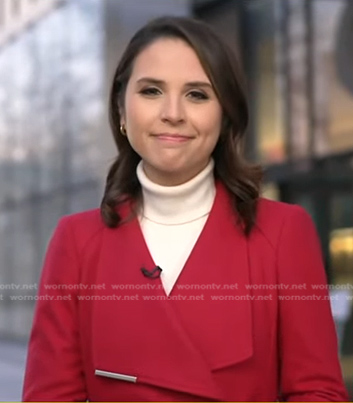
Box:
[22,182,349,401]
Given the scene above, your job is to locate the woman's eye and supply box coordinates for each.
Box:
[139,87,161,96]
[188,91,209,101]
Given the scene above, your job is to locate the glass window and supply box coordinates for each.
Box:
[0,0,104,340]
[245,0,286,164]
[312,0,353,155]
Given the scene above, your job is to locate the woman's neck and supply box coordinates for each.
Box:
[136,159,215,225]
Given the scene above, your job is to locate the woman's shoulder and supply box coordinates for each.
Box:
[54,208,106,248]
[254,197,316,248]
[257,197,309,221]
[59,207,104,230]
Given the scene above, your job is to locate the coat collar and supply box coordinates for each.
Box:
[92,181,253,400]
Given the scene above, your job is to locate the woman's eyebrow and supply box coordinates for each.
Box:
[136,77,164,86]
[136,77,213,90]
[184,81,213,90]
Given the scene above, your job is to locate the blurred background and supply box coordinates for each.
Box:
[0,0,352,400]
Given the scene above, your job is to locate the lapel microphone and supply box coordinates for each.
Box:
[140,266,162,279]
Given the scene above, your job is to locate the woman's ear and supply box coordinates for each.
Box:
[117,98,125,124]
[119,114,126,129]
[118,101,127,135]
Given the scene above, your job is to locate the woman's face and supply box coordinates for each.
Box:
[120,38,223,186]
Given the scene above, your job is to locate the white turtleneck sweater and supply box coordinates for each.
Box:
[136,159,216,296]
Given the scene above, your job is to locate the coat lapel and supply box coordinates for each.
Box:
[91,182,253,400]
[166,181,253,370]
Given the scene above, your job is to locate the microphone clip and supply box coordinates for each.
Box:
[140,265,162,279]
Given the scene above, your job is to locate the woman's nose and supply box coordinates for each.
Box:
[160,96,185,124]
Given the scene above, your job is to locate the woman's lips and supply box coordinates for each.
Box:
[153,133,193,143]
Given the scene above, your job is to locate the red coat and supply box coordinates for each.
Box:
[22,182,349,401]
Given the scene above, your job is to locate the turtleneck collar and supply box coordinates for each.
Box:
[136,159,216,225]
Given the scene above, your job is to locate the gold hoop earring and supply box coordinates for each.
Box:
[120,124,127,136]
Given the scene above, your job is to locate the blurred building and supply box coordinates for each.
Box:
[0,0,190,340]
[0,0,352,395]
[0,0,105,339]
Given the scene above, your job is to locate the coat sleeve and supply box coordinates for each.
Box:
[22,216,88,401]
[277,206,349,402]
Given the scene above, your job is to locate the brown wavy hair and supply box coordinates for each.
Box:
[101,16,262,235]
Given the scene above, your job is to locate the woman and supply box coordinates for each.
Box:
[22,16,349,402]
